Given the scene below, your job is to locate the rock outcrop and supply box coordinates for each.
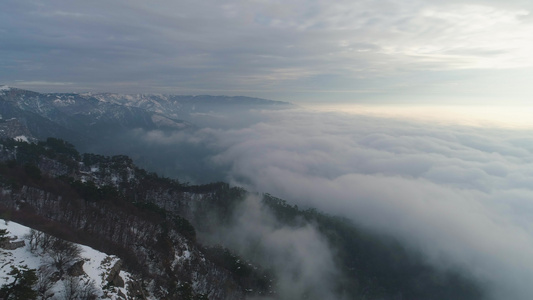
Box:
[0,236,25,250]
[67,260,86,277]
[106,260,124,288]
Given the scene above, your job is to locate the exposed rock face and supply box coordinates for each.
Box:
[0,236,25,250]
[106,260,124,288]
[126,279,147,300]
[67,260,86,277]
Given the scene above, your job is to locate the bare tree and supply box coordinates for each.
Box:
[26,230,55,254]
[79,279,98,300]
[63,276,97,300]
[39,232,54,253]
[63,276,81,300]
[25,229,40,253]
[35,266,56,300]
[47,237,82,273]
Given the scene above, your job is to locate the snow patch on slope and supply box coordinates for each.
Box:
[0,219,141,299]
[14,135,29,143]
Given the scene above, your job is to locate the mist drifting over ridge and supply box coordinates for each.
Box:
[136,105,533,300]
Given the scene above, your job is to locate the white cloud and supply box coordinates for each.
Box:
[197,108,533,299]
[209,195,340,300]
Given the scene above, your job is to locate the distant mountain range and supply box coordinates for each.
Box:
[0,85,293,144]
[0,86,295,182]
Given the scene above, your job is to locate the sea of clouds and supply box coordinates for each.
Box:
[140,107,533,299]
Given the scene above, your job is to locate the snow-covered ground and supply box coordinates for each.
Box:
[0,219,135,299]
[14,135,29,143]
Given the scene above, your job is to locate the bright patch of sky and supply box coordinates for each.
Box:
[1,0,532,104]
[308,104,533,129]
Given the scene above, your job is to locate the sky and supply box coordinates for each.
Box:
[1,0,533,104]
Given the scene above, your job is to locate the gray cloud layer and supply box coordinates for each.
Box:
[2,1,533,102]
[168,109,533,300]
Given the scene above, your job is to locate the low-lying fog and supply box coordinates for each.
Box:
[132,104,533,299]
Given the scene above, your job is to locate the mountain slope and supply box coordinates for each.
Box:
[0,137,484,300]
[0,87,188,139]
[0,87,293,140]
[0,138,271,299]
[1,220,136,299]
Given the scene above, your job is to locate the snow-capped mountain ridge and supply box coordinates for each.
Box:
[0,87,293,148]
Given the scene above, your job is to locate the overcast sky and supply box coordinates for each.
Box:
[1,0,533,103]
